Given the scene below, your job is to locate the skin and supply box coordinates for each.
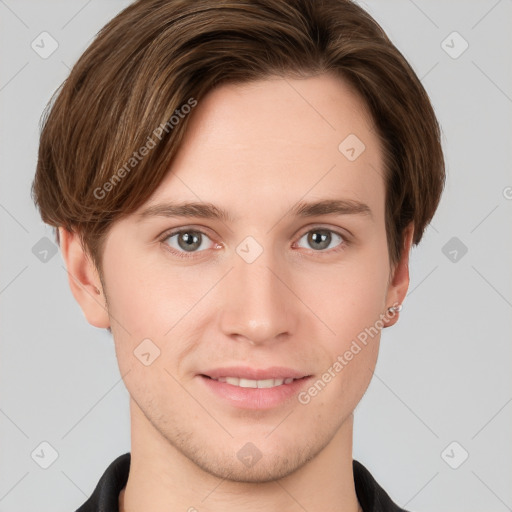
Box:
[59,72,413,512]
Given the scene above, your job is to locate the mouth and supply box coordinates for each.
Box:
[197,368,313,410]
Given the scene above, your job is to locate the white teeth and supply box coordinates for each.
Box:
[239,378,258,388]
[212,376,297,388]
[257,378,277,388]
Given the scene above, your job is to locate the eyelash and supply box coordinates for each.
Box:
[158,225,350,260]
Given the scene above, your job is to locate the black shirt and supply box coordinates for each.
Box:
[75,452,410,512]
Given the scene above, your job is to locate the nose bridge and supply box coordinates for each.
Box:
[219,241,295,344]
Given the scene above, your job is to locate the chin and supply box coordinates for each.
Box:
[203,453,305,484]
[181,433,319,484]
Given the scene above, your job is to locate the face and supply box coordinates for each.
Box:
[68,72,411,483]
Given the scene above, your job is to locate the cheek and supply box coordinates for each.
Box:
[103,243,179,328]
[303,243,390,344]
[103,248,211,372]
[101,247,170,359]
[332,338,380,416]
[296,241,389,408]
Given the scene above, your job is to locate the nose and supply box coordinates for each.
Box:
[219,247,298,346]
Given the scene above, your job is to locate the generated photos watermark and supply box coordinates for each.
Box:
[297,302,401,405]
[93,97,197,200]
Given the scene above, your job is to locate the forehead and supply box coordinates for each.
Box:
[136,73,385,223]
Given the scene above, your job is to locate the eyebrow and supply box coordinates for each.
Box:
[136,198,373,223]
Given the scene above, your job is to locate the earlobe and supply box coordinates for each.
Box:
[58,227,110,329]
[383,223,414,328]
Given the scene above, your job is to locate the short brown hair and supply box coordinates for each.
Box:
[31,0,445,277]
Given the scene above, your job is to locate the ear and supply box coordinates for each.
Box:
[383,222,414,328]
[58,227,110,329]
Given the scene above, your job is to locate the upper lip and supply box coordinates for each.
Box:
[200,366,310,380]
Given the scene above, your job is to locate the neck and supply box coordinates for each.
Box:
[119,399,362,512]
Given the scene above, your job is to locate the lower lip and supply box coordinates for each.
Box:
[198,375,313,410]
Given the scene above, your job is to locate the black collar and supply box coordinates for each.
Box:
[75,453,410,512]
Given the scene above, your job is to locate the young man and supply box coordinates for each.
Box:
[31,0,445,511]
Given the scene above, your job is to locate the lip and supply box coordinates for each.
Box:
[197,366,313,410]
[200,366,309,380]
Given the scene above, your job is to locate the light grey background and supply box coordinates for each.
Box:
[1,1,511,511]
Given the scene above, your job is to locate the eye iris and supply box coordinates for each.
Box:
[178,231,201,252]
[308,230,331,250]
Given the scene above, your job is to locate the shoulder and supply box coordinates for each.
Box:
[353,459,411,512]
[74,452,131,512]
